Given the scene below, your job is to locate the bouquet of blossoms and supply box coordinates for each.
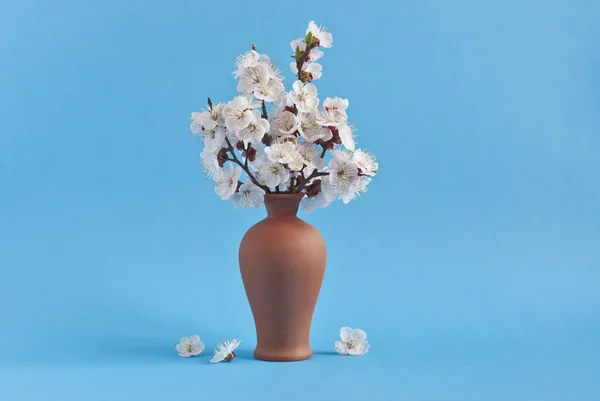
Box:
[189,21,378,212]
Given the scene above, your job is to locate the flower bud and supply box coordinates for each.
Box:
[245,146,257,162]
[306,179,322,197]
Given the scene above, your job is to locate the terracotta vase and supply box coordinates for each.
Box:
[239,193,327,362]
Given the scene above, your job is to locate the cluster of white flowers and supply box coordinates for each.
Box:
[175,327,368,362]
[175,335,241,363]
[189,21,378,212]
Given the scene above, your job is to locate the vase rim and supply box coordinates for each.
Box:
[264,193,305,200]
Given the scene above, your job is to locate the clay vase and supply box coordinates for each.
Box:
[239,193,327,362]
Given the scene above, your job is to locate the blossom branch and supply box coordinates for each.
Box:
[261,100,268,120]
[295,170,329,193]
[224,137,269,192]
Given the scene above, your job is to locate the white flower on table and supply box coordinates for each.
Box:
[214,163,242,200]
[289,80,319,113]
[307,21,333,48]
[231,182,265,209]
[335,327,369,355]
[175,335,205,358]
[210,339,241,363]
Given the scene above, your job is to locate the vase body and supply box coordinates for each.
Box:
[239,194,327,361]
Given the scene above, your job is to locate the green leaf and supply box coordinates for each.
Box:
[305,31,313,46]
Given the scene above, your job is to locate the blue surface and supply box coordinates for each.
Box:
[1,0,599,399]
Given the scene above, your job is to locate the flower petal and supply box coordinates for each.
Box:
[340,327,353,342]
[352,328,367,340]
[335,341,348,355]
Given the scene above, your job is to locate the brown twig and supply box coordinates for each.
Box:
[295,170,329,193]
[261,100,268,120]
[224,137,269,192]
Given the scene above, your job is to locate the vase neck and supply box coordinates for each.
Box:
[264,194,304,218]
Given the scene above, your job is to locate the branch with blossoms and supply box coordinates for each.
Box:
[189,21,378,212]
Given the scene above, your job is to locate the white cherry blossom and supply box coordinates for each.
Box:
[235,110,270,145]
[290,62,322,80]
[328,150,360,199]
[223,95,261,133]
[270,110,298,137]
[307,21,333,48]
[190,112,203,134]
[210,339,241,363]
[335,327,369,355]
[352,149,378,176]
[296,111,331,143]
[202,127,226,153]
[323,97,349,113]
[200,149,220,178]
[237,63,270,93]
[265,140,298,164]
[338,123,356,151]
[316,107,346,127]
[339,175,371,204]
[255,78,285,102]
[175,335,205,358]
[233,50,260,77]
[255,158,290,188]
[289,80,319,113]
[231,182,265,209]
[214,163,242,200]
[301,178,336,212]
[297,142,324,174]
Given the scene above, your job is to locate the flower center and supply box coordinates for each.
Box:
[186,343,194,353]
[268,164,280,174]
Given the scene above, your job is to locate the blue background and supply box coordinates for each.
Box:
[1,0,599,399]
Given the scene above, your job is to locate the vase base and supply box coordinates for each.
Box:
[254,347,312,362]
